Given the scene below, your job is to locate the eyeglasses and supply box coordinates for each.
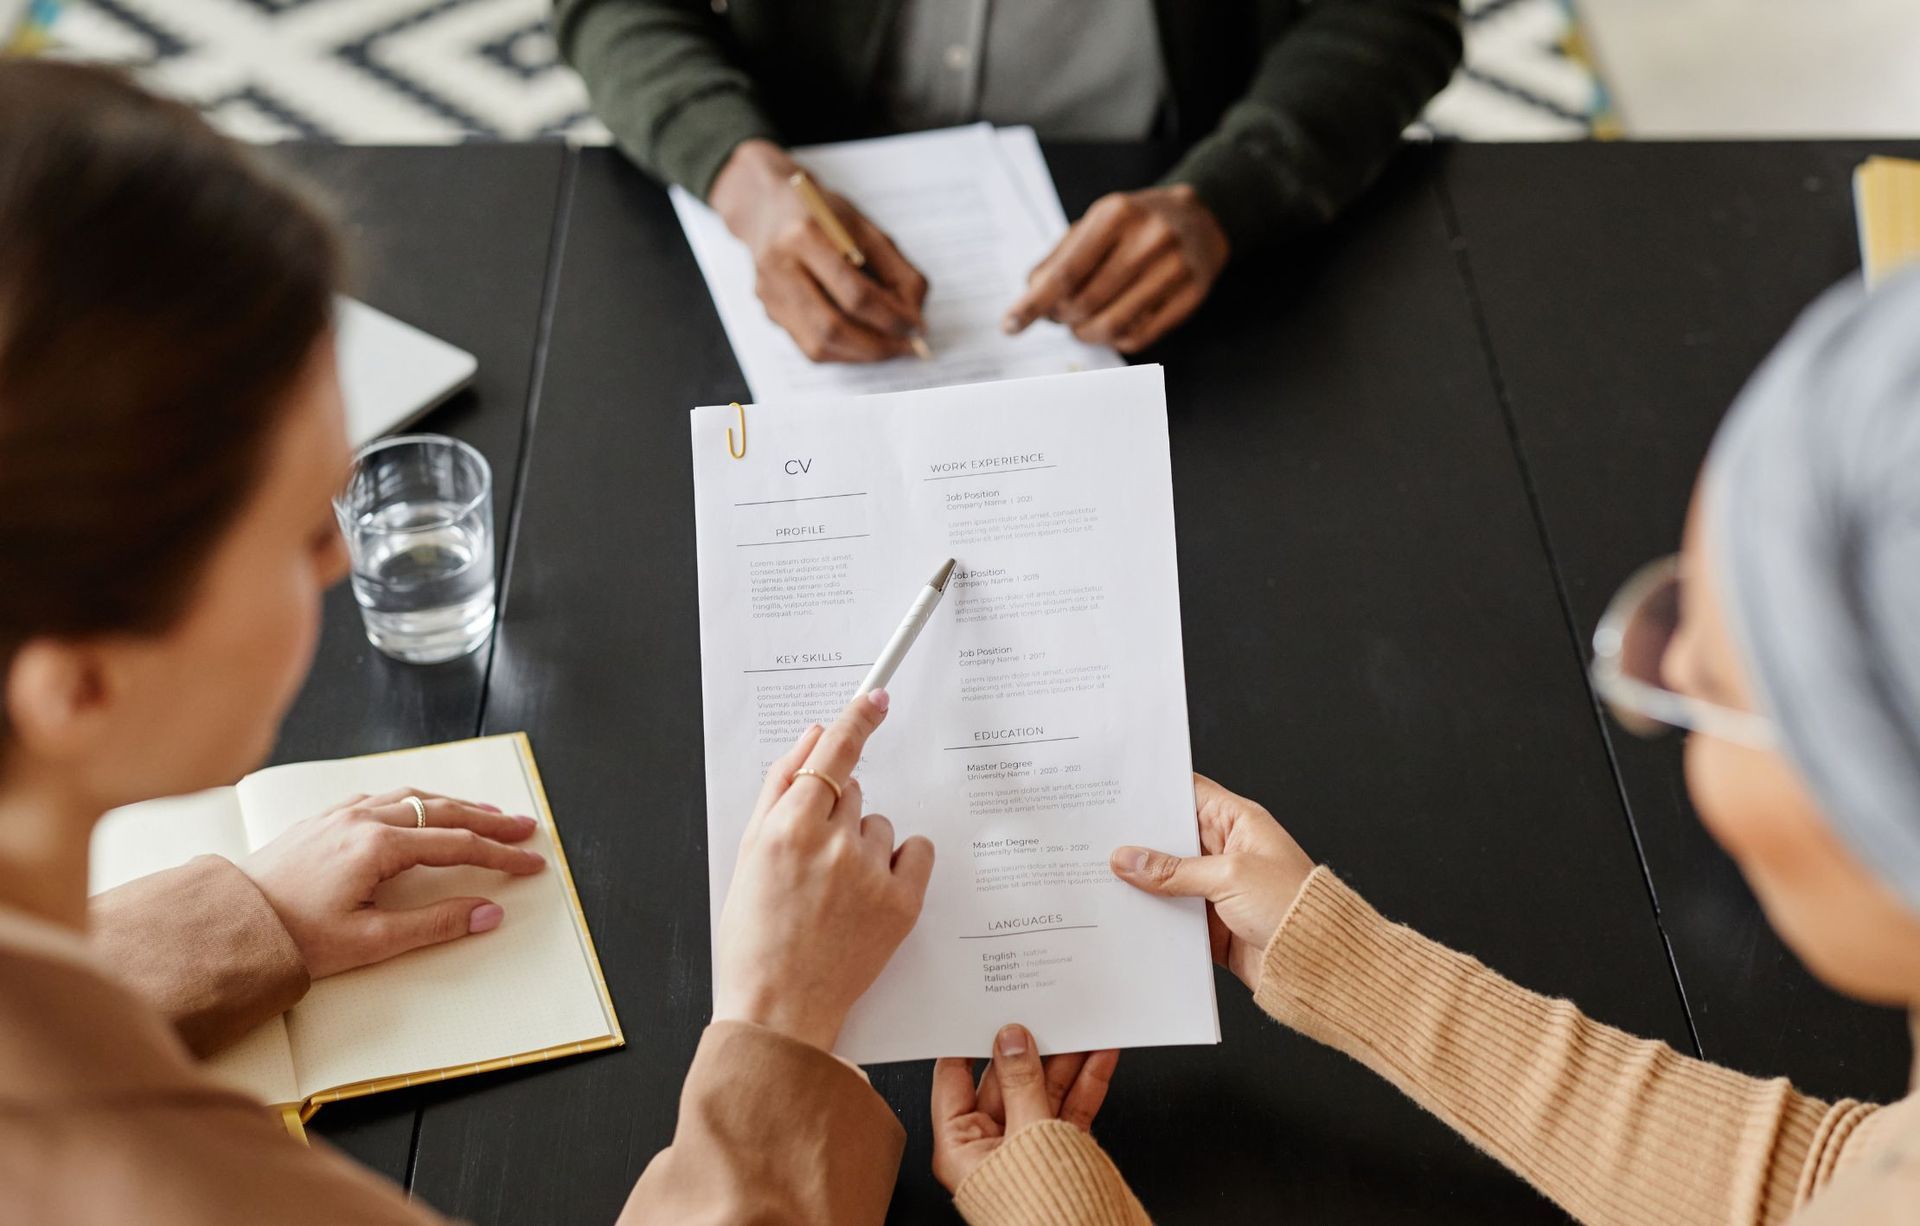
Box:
[1589,555,1777,750]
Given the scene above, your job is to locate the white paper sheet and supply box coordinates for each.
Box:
[691,365,1219,1064]
[671,124,1121,402]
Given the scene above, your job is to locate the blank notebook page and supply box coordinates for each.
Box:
[235,736,614,1098]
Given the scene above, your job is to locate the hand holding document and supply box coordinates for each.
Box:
[691,365,1218,1063]
[675,125,1123,401]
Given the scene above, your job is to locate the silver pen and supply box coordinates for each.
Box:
[854,558,957,698]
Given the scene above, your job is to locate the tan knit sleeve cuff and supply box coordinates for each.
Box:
[1252,865,1389,1037]
[88,854,309,1058]
[953,1120,1149,1226]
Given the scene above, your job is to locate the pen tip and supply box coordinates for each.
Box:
[930,558,957,591]
[909,335,933,360]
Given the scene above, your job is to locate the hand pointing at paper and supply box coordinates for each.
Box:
[712,688,936,1052]
[1003,186,1230,356]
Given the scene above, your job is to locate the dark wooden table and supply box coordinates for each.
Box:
[267,142,571,1184]
[272,139,1911,1223]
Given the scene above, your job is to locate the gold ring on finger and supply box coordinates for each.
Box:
[405,796,427,828]
[791,769,844,803]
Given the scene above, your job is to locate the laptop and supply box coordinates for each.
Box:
[335,296,479,446]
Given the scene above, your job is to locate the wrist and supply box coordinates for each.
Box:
[712,986,843,1053]
[1169,183,1230,272]
[710,139,798,238]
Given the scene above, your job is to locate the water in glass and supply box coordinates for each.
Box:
[347,499,495,664]
[336,434,495,665]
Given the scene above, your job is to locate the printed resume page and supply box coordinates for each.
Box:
[690,365,1219,1063]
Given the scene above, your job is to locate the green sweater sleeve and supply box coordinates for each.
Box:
[1166,0,1463,259]
[552,0,780,200]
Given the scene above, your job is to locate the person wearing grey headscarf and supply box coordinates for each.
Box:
[1710,264,1920,917]
[929,268,1920,1223]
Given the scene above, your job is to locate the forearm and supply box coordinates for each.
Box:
[88,854,308,1058]
[1259,867,1881,1225]
[552,0,779,198]
[1167,0,1462,257]
[618,1021,904,1225]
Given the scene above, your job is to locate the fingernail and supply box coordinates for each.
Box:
[514,814,537,829]
[1000,314,1020,334]
[1116,847,1149,874]
[796,723,822,747]
[867,688,890,712]
[468,903,504,934]
[997,1024,1028,1057]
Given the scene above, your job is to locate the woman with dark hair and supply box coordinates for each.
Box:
[0,60,953,1223]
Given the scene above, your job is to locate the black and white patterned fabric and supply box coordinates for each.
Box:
[40,0,1598,143]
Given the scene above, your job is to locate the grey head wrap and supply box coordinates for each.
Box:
[1708,264,1920,916]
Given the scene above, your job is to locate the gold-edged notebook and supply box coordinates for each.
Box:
[89,734,622,1136]
[1855,156,1920,287]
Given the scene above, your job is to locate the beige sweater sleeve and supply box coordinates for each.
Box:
[1258,866,1883,1225]
[88,855,310,1058]
[954,1120,1150,1226]
[618,1021,905,1224]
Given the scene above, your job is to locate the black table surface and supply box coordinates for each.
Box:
[265,142,571,1183]
[268,139,1913,1223]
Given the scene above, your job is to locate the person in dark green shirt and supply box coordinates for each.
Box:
[555,0,1462,361]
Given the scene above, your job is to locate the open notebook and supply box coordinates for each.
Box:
[89,734,620,1122]
[1854,156,1920,287]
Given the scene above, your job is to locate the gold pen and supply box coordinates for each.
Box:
[789,170,933,359]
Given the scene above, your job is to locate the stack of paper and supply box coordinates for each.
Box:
[672,125,1123,402]
[690,365,1217,1063]
[1855,156,1920,287]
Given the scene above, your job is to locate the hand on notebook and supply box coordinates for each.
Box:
[710,139,929,363]
[1109,774,1315,988]
[242,789,547,980]
[931,1023,1120,1192]
[713,688,935,1052]
[1003,185,1228,355]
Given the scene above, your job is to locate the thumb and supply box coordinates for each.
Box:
[1110,845,1232,899]
[992,1024,1053,1134]
[364,897,503,961]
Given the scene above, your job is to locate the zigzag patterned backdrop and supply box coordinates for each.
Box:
[39,0,1599,143]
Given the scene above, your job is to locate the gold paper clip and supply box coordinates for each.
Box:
[727,401,747,460]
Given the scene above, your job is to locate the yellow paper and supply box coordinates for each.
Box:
[1856,157,1920,287]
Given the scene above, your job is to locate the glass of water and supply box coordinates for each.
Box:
[334,434,496,665]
